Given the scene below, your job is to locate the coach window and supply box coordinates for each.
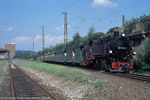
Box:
[72,50,75,61]
[72,50,75,57]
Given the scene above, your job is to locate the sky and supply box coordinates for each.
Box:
[0,0,150,51]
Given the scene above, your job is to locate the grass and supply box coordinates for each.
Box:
[91,81,105,88]
[19,61,105,87]
[132,70,150,76]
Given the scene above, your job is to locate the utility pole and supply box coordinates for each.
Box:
[32,38,34,55]
[42,26,45,50]
[62,12,68,44]
[122,15,125,28]
[30,46,31,57]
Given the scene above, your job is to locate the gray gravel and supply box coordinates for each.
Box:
[84,72,150,100]
[13,61,150,100]
[11,59,27,64]
[0,63,10,98]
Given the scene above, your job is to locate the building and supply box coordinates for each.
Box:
[0,48,10,60]
[128,23,150,48]
[5,43,15,58]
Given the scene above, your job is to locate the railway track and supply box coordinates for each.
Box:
[45,62,150,82]
[104,72,150,82]
[9,61,58,100]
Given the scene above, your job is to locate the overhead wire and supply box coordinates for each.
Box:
[72,0,141,28]
[72,0,144,32]
[100,1,149,31]
[101,10,150,33]
[64,0,79,12]
[42,0,80,47]
[91,0,141,19]
[44,0,140,33]
[45,0,79,28]
[44,0,148,34]
[45,14,62,28]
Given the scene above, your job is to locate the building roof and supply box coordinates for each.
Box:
[0,48,9,52]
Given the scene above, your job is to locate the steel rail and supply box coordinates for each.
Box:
[9,61,58,100]
[9,63,16,100]
[104,72,150,82]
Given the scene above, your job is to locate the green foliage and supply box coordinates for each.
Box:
[91,81,105,88]
[139,14,150,32]
[36,28,104,57]
[71,32,82,46]
[15,52,31,60]
[50,43,66,52]
[22,14,150,60]
[15,50,37,60]
[88,32,104,40]
[134,38,150,71]
[124,18,138,35]
[124,14,150,35]
[88,26,95,37]
[42,48,50,54]
[106,27,119,34]
[19,61,88,81]
[132,71,150,76]
[19,61,105,87]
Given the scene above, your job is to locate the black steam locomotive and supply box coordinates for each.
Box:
[83,32,134,72]
[40,32,134,72]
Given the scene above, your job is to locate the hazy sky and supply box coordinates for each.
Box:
[0,0,150,51]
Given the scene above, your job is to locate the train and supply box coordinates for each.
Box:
[38,32,135,72]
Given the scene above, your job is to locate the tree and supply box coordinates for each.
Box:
[73,32,80,41]
[72,32,81,46]
[35,30,105,57]
[19,52,31,59]
[106,27,119,35]
[89,32,105,39]
[124,18,138,35]
[88,26,95,37]
[139,14,150,32]
[124,14,150,35]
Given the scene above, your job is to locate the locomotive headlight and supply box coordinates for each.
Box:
[64,53,67,56]
[109,50,112,53]
[133,51,136,55]
[121,33,125,37]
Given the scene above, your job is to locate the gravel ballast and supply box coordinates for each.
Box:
[17,62,150,100]
[0,62,10,97]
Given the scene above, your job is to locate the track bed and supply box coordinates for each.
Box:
[9,62,58,100]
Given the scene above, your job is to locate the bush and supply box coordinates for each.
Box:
[134,38,150,71]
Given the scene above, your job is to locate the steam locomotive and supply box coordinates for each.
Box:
[39,32,135,72]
